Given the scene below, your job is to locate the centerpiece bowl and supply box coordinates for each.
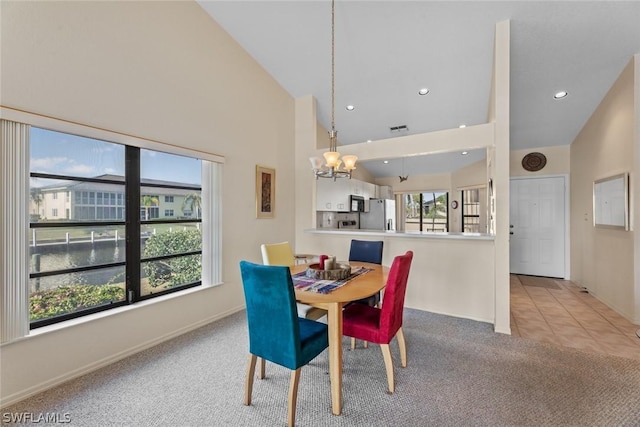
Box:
[306,262,351,280]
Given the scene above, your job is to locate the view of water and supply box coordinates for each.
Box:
[30,241,133,291]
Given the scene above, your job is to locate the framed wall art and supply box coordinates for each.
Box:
[593,172,628,230]
[256,165,275,219]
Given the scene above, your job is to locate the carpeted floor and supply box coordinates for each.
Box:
[2,309,640,426]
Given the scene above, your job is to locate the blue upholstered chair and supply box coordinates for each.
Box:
[348,239,384,307]
[239,260,329,427]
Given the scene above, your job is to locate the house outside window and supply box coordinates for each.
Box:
[28,127,208,328]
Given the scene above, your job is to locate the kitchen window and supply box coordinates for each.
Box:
[403,191,449,232]
[462,189,481,232]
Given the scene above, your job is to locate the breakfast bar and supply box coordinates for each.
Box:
[297,228,498,327]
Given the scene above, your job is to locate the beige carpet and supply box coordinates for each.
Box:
[3,309,640,426]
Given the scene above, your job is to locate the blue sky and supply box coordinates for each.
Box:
[30,127,201,186]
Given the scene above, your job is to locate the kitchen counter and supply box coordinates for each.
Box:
[306,228,494,240]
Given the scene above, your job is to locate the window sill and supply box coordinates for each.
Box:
[6,282,224,345]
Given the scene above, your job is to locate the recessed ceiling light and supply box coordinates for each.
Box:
[418,88,429,96]
[461,151,468,155]
[383,160,389,164]
[554,91,568,99]
[366,139,372,143]
[459,124,466,128]
[346,105,355,111]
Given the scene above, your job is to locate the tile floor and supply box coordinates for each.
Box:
[510,274,640,360]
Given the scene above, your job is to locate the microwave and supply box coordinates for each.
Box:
[350,195,365,212]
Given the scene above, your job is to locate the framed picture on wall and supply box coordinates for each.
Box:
[593,172,628,230]
[256,165,275,219]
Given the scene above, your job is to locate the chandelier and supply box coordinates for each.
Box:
[310,0,357,180]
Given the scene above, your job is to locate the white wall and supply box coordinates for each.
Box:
[305,232,495,323]
[0,1,296,406]
[570,58,637,322]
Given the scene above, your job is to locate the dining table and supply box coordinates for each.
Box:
[290,261,389,416]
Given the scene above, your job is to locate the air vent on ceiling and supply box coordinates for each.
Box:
[389,125,409,132]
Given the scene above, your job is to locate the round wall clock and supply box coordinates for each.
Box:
[451,200,459,209]
[522,152,547,172]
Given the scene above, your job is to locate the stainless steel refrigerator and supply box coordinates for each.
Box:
[360,198,396,230]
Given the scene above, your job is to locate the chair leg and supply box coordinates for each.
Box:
[245,354,257,405]
[350,337,356,350]
[364,340,369,348]
[258,357,266,379]
[380,344,395,394]
[287,368,302,427]
[396,327,407,368]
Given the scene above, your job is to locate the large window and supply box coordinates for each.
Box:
[404,192,449,232]
[28,128,204,328]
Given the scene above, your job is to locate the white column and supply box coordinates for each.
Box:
[1,120,30,343]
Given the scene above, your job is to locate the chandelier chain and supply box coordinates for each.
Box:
[331,0,336,133]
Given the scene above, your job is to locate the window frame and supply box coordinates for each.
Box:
[402,191,449,232]
[461,188,481,233]
[28,137,207,328]
[1,109,224,343]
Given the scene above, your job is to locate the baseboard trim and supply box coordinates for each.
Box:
[405,306,494,327]
[0,306,245,409]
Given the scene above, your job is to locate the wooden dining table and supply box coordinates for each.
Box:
[290,261,389,415]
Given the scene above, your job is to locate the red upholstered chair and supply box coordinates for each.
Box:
[342,250,413,394]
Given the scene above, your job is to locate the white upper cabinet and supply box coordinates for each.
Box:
[316,178,378,212]
[316,178,350,212]
[377,185,394,199]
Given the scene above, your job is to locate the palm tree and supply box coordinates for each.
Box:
[30,188,43,218]
[182,193,202,219]
[141,195,159,221]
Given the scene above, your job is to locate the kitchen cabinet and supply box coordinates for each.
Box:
[362,182,376,199]
[377,185,394,199]
[316,178,377,212]
[316,178,350,212]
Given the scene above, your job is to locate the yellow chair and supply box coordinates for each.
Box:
[261,242,326,321]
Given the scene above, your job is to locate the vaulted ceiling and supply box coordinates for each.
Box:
[198,1,640,177]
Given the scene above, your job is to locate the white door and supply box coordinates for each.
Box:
[510,176,566,278]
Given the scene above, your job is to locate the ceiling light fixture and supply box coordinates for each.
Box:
[461,151,469,155]
[310,0,357,180]
[418,88,429,95]
[346,105,355,111]
[554,91,568,99]
[459,124,466,128]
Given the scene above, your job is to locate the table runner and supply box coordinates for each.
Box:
[292,266,373,294]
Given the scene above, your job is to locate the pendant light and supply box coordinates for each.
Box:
[310,0,357,180]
